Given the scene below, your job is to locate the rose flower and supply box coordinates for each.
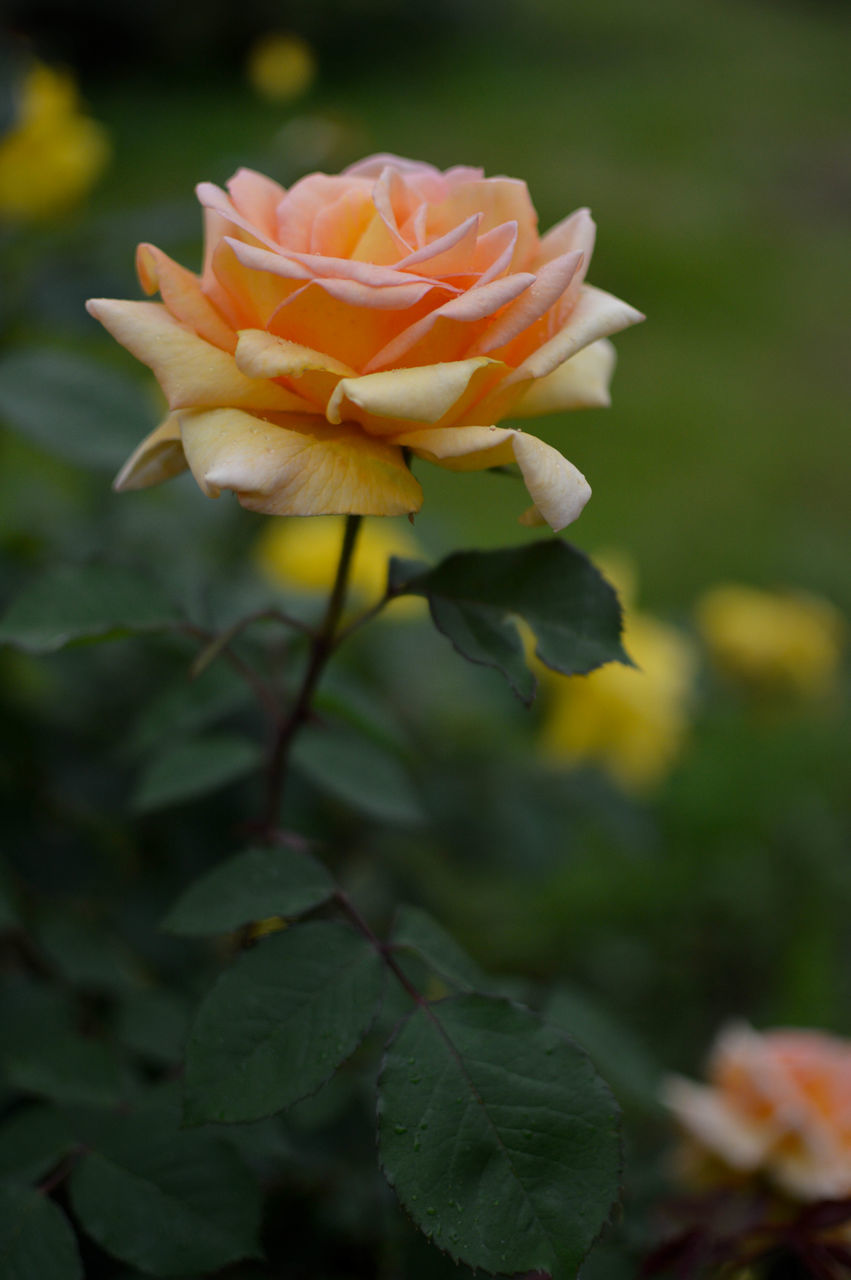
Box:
[87,155,642,527]
[664,1023,851,1203]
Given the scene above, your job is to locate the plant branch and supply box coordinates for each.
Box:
[333,889,426,1008]
[259,514,362,833]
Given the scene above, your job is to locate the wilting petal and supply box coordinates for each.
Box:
[113,415,187,491]
[136,243,235,351]
[511,432,591,530]
[326,357,504,434]
[394,424,590,531]
[511,339,616,415]
[86,299,315,413]
[179,408,422,516]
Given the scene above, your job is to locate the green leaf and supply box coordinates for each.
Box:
[34,911,141,993]
[0,861,18,931]
[0,346,152,469]
[544,986,662,1113]
[378,994,621,1279]
[4,1032,126,1108]
[393,541,629,702]
[293,724,424,825]
[131,734,262,813]
[391,905,489,994]
[162,845,335,937]
[115,990,189,1066]
[0,1183,82,1280]
[128,663,249,757]
[184,921,384,1124]
[0,564,180,655]
[68,1111,262,1276]
[0,1107,77,1184]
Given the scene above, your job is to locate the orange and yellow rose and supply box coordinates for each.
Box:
[87,155,642,527]
[664,1023,851,1203]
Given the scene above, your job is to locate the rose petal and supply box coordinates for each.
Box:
[136,243,235,351]
[326,357,504,434]
[364,272,535,372]
[510,338,616,415]
[393,424,590,531]
[513,284,644,382]
[663,1076,771,1171]
[429,178,538,268]
[113,415,187,491]
[226,167,287,240]
[234,330,354,411]
[537,207,596,270]
[470,250,584,354]
[179,408,422,516]
[86,299,314,413]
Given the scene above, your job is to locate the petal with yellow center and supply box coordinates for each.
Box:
[113,414,187,491]
[86,300,315,414]
[394,424,590,531]
[234,330,354,413]
[179,408,423,517]
[326,357,505,435]
[136,243,235,351]
[510,338,616,416]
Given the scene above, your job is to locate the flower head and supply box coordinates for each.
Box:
[87,155,642,526]
[664,1023,851,1202]
[0,59,109,221]
[695,584,844,700]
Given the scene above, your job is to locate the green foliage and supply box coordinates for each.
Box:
[0,1183,82,1280]
[393,541,629,702]
[68,1110,263,1275]
[545,986,662,1114]
[0,347,152,471]
[131,732,262,812]
[184,921,385,1124]
[0,1108,77,1184]
[391,904,489,993]
[0,564,180,654]
[293,722,425,825]
[378,994,621,1278]
[4,1033,126,1108]
[162,844,335,936]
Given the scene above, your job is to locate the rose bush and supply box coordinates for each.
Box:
[664,1023,851,1202]
[87,154,641,528]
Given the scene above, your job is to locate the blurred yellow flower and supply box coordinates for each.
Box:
[255,515,425,619]
[246,34,317,102]
[695,584,844,699]
[0,60,109,221]
[539,554,696,791]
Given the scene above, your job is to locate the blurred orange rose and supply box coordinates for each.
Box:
[87,155,642,526]
[664,1023,851,1202]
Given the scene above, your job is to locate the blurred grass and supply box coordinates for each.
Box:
[78,0,850,612]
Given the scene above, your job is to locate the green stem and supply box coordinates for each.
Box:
[260,515,362,834]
